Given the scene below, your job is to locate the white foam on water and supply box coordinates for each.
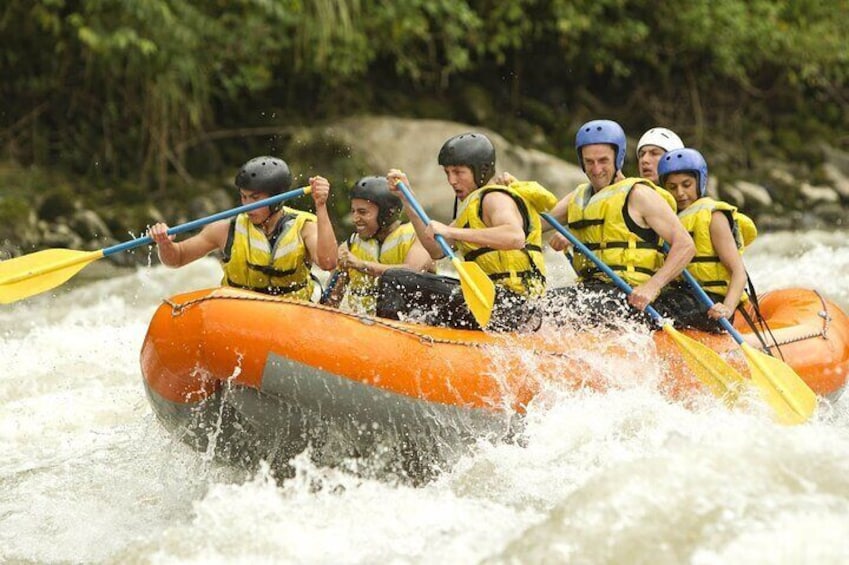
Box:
[0,232,847,564]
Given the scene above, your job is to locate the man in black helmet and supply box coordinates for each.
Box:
[323,175,434,314]
[385,132,557,331]
[148,156,337,300]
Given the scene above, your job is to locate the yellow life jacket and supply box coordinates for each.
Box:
[221,208,316,300]
[678,197,758,298]
[454,181,557,297]
[565,178,677,286]
[346,222,418,314]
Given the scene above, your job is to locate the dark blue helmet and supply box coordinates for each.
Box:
[575,119,627,172]
[658,148,708,197]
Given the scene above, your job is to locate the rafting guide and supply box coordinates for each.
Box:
[635,127,685,184]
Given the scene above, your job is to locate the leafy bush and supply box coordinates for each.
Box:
[1,0,847,198]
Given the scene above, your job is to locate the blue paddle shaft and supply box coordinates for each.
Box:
[542,212,665,323]
[659,242,744,344]
[320,270,344,303]
[102,187,309,257]
[395,181,457,261]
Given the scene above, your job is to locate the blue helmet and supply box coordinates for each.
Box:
[657,148,708,197]
[575,119,627,172]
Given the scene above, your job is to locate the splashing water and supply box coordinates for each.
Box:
[1,230,848,563]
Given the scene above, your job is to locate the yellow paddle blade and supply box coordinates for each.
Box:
[662,323,746,403]
[741,342,817,425]
[0,249,103,304]
[451,258,495,328]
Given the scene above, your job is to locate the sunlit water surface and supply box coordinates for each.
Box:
[1,230,848,564]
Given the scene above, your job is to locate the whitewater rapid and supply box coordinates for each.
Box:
[1,230,848,564]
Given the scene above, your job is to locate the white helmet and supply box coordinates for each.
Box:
[636,127,684,158]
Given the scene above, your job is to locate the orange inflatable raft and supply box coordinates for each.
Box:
[140,287,849,474]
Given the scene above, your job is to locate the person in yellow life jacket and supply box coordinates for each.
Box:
[636,127,684,184]
[543,119,695,328]
[322,176,434,314]
[657,148,758,332]
[384,132,557,331]
[148,156,338,300]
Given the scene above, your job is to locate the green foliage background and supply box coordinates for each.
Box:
[2,0,848,200]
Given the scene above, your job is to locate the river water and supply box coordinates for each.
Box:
[1,230,849,564]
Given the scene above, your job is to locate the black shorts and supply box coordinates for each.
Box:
[376,268,540,332]
[542,280,729,333]
[656,283,730,333]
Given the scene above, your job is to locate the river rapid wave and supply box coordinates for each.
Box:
[1,230,848,564]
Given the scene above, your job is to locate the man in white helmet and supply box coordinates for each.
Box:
[636,127,684,184]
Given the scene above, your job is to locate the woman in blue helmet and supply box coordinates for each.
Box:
[543,119,695,327]
[658,148,758,332]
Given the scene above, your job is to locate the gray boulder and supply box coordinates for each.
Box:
[822,163,849,201]
[321,116,584,220]
[730,180,773,208]
[70,209,112,241]
[718,183,745,208]
[40,221,84,249]
[800,182,840,204]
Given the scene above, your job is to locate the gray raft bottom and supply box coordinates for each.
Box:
[144,352,524,484]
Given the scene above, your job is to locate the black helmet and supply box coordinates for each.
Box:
[438,133,496,188]
[234,156,292,195]
[351,176,402,229]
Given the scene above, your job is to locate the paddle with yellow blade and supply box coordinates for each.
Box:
[394,181,495,327]
[541,213,746,402]
[674,263,817,424]
[0,186,311,304]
